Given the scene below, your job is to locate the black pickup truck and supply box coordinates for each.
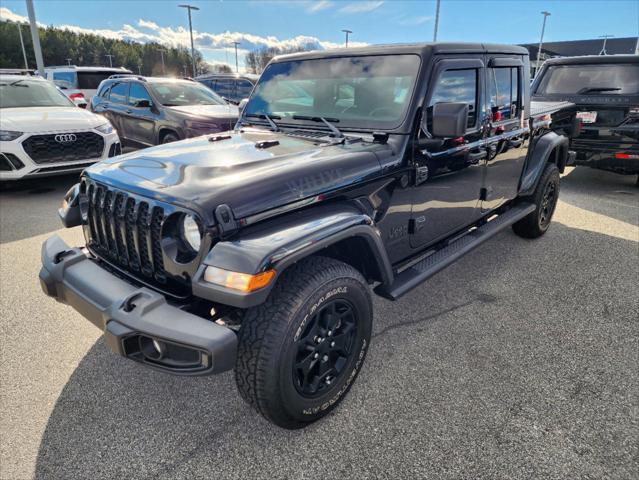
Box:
[41,43,575,429]
[532,55,639,180]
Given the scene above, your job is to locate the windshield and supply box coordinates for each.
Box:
[243,54,421,130]
[536,64,639,95]
[149,81,227,106]
[0,79,74,108]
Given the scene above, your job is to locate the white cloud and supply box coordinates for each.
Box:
[307,0,334,13]
[398,15,433,26]
[0,7,27,23]
[338,1,383,14]
[0,6,369,68]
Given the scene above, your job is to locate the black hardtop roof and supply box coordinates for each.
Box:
[271,42,528,63]
[542,54,639,65]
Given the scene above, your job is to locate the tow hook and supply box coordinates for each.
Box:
[53,250,74,264]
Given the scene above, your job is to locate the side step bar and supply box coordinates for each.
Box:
[375,202,536,300]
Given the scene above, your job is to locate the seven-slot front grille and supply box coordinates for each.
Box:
[86,182,167,286]
[22,132,104,164]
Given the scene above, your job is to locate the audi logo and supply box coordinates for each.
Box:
[54,134,77,143]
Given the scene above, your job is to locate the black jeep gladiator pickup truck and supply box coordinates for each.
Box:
[40,43,575,429]
[532,54,639,180]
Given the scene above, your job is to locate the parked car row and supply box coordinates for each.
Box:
[1,52,637,183]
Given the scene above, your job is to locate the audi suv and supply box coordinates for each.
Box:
[0,75,121,181]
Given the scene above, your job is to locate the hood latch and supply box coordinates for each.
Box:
[214,204,238,238]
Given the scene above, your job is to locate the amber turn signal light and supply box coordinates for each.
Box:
[203,266,276,292]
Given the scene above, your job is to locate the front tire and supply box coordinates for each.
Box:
[235,256,372,429]
[513,162,560,238]
[160,132,179,144]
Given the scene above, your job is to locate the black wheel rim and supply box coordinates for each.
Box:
[293,299,358,398]
[539,179,557,228]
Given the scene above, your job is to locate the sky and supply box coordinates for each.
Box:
[1,0,638,71]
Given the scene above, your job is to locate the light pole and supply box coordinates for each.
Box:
[534,11,551,77]
[159,49,166,75]
[26,0,45,76]
[341,29,352,48]
[105,54,114,68]
[16,22,28,70]
[178,4,199,77]
[433,0,441,41]
[232,41,240,72]
[599,35,613,55]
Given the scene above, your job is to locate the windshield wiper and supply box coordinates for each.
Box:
[245,113,281,132]
[292,115,343,138]
[576,87,622,94]
[0,80,28,88]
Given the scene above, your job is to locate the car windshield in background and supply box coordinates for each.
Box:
[244,54,421,130]
[78,71,127,89]
[149,81,227,106]
[0,80,73,108]
[536,64,639,95]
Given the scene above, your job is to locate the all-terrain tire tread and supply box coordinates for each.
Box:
[234,256,369,427]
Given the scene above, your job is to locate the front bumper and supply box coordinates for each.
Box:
[0,130,120,181]
[39,235,237,375]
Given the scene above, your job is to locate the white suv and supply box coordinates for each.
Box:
[0,75,121,181]
[44,66,132,107]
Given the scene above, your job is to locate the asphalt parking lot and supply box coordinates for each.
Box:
[1,167,637,479]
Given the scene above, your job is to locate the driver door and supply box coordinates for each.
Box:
[410,57,488,249]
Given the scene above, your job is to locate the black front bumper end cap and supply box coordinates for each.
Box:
[39,235,237,376]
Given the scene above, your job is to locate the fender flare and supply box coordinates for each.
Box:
[519,131,568,196]
[192,204,394,308]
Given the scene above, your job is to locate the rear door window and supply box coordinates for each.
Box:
[109,82,129,104]
[488,67,520,119]
[536,64,639,95]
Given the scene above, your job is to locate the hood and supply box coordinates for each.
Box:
[167,104,239,119]
[0,106,105,133]
[85,128,385,225]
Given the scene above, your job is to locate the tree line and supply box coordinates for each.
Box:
[244,43,317,74]
[0,20,222,76]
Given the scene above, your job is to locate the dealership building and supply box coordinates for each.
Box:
[520,36,639,74]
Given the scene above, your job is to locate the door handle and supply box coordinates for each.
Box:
[125,109,132,114]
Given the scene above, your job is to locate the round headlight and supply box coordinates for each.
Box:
[181,215,201,252]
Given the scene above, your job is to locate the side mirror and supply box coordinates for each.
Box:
[238,98,249,112]
[430,102,469,138]
[136,99,152,108]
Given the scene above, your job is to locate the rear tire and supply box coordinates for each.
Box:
[235,256,372,429]
[513,162,560,239]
